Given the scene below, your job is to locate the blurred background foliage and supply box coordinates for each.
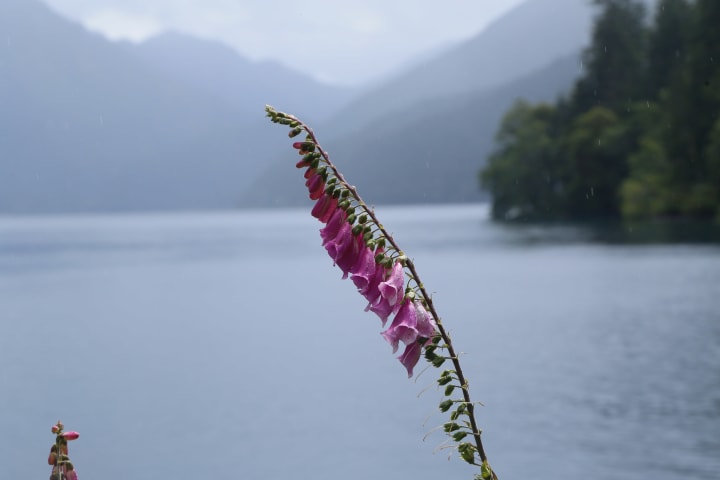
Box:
[481,0,720,222]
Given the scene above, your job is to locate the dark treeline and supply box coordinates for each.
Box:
[480,0,720,221]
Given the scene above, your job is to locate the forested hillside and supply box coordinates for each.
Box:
[481,0,720,221]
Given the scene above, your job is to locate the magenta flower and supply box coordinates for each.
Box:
[320,207,347,245]
[381,298,437,353]
[367,261,404,324]
[333,232,364,278]
[398,340,429,378]
[320,211,366,279]
[305,171,325,200]
[311,194,338,223]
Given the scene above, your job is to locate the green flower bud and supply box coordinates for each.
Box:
[443,422,461,433]
[458,443,475,464]
[363,231,374,243]
[288,127,302,138]
[452,431,468,442]
[437,375,453,386]
[352,224,364,236]
[438,399,453,412]
[358,214,368,224]
[481,462,494,480]
[444,384,455,396]
[341,189,350,198]
[431,356,446,368]
[346,214,357,224]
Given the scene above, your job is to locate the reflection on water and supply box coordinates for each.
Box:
[1,204,719,480]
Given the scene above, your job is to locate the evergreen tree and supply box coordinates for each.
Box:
[570,0,648,115]
[479,0,720,221]
[646,0,692,98]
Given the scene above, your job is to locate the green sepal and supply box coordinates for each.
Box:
[452,431,468,442]
[358,214,368,224]
[431,356,446,368]
[458,443,475,464]
[352,224,364,236]
[444,384,455,396]
[437,376,453,386]
[438,399,453,412]
[481,461,494,480]
[346,214,357,224]
[443,422,461,433]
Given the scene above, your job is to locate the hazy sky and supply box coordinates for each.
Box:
[42,0,526,86]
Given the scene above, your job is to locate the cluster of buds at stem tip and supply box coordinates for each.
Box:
[265,105,497,480]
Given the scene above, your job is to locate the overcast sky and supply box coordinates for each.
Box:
[42,0,526,86]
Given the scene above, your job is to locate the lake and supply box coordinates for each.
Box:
[1,204,719,480]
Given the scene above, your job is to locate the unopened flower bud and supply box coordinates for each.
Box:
[432,356,446,367]
[439,399,454,412]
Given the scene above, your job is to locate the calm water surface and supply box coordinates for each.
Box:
[1,205,719,480]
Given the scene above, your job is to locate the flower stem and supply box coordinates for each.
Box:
[284,109,493,476]
[267,106,497,479]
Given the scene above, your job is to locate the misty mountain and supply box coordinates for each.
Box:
[241,53,581,207]
[130,32,354,125]
[240,0,595,207]
[0,0,352,213]
[322,0,594,138]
